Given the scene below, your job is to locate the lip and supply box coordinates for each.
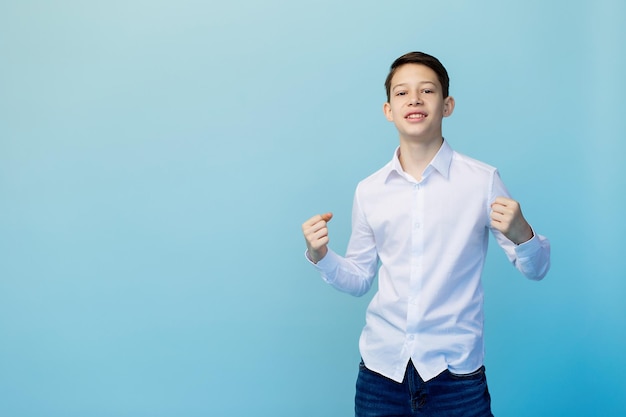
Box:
[404,111,427,122]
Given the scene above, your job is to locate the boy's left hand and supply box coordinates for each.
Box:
[490,197,534,245]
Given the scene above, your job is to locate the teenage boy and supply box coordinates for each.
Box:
[301,52,551,417]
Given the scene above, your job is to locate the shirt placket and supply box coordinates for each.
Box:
[406,180,425,342]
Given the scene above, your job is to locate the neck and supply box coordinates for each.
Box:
[398,137,443,181]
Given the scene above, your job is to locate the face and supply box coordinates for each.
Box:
[383,64,454,143]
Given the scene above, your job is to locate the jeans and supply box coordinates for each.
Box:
[355,360,494,417]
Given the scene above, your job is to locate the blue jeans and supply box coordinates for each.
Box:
[355,360,494,417]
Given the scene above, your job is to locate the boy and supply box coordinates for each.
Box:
[301,52,550,417]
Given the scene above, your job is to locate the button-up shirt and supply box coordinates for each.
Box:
[309,140,550,382]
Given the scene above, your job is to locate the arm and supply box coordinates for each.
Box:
[489,173,551,280]
[301,193,379,296]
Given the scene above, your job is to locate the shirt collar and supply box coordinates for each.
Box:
[386,139,453,183]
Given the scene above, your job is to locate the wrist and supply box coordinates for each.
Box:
[307,246,328,264]
[513,227,534,245]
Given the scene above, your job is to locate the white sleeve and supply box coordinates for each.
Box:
[489,170,551,281]
[305,187,379,296]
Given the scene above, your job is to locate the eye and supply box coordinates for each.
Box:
[395,91,407,96]
[423,88,434,94]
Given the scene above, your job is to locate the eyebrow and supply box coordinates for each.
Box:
[392,81,437,90]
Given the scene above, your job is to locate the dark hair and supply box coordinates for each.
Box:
[384,52,450,101]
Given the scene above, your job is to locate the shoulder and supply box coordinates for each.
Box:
[355,161,393,192]
[451,149,498,177]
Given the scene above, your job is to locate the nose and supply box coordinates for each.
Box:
[408,93,422,106]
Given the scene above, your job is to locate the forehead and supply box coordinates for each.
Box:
[390,63,440,88]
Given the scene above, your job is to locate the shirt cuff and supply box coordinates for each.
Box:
[513,229,541,257]
[304,248,340,275]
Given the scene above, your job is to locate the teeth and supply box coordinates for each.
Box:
[407,113,425,119]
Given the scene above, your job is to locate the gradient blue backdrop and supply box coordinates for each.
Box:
[1,1,625,416]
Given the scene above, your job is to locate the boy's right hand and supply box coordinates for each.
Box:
[302,212,333,264]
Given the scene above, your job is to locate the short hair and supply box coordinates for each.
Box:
[384,52,450,101]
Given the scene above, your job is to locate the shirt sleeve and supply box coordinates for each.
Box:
[489,170,551,281]
[304,186,379,297]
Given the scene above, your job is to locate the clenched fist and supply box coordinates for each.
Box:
[490,197,534,245]
[302,212,333,264]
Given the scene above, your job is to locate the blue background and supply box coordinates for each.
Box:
[1,1,625,416]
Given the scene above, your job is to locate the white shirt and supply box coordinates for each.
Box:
[309,140,550,382]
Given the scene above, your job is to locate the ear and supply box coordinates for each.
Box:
[443,96,455,117]
[383,102,393,121]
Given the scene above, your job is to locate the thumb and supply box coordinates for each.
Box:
[321,212,333,222]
